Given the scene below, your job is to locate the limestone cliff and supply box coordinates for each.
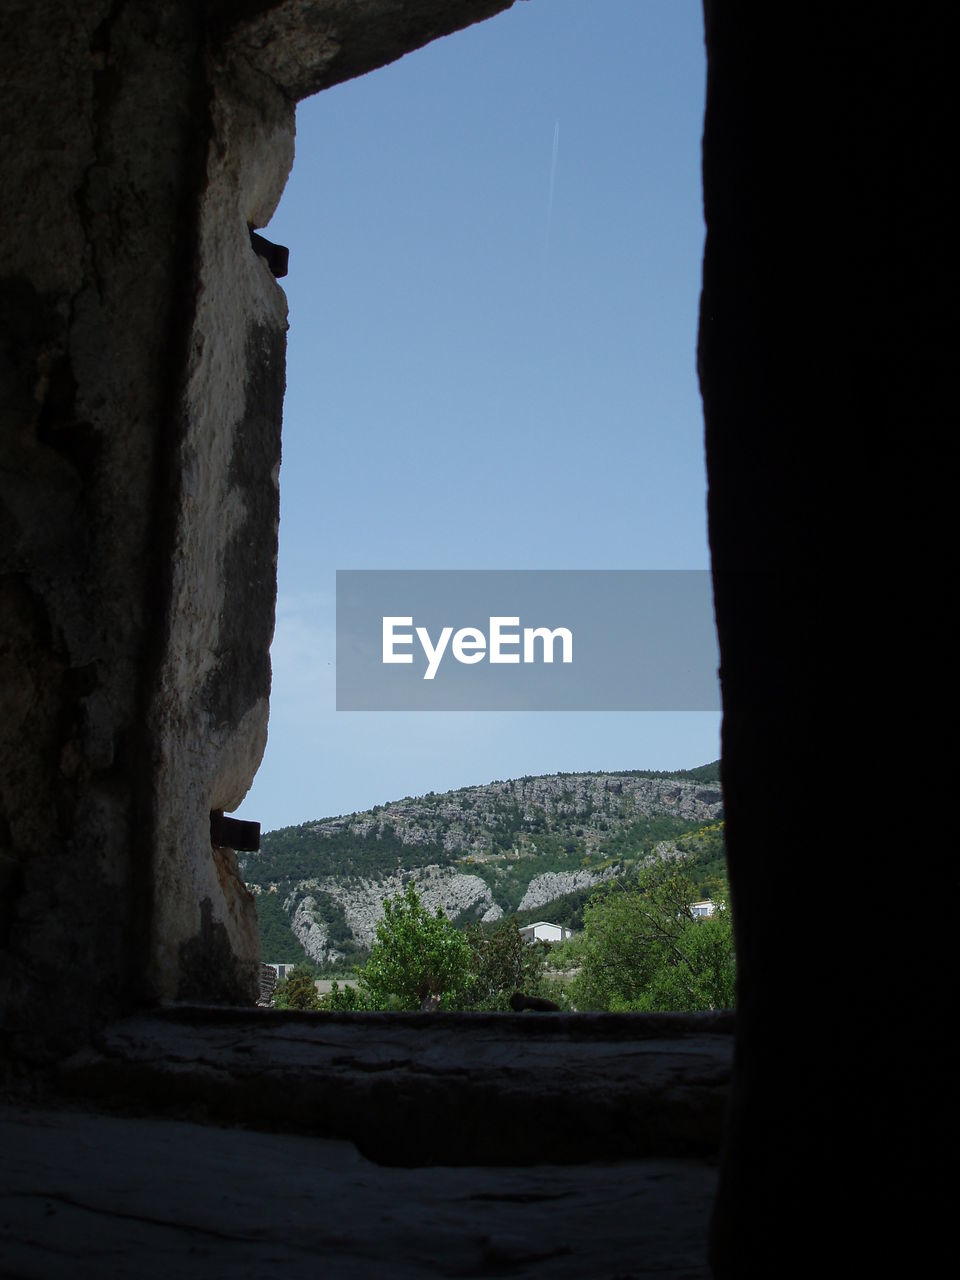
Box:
[242,766,724,964]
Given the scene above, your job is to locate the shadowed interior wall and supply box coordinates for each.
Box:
[1,0,219,1054]
[0,0,515,1056]
[699,4,950,1273]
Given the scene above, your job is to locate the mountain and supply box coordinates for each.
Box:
[241,764,725,968]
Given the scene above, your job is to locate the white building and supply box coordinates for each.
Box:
[519,921,574,945]
[690,900,716,919]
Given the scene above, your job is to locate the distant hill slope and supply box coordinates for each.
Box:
[241,763,724,968]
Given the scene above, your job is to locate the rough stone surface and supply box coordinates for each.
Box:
[215,0,518,102]
[1,0,215,1054]
[287,864,502,960]
[0,0,521,1056]
[147,36,294,1007]
[0,1103,718,1278]
[58,1007,734,1166]
[272,773,725,861]
[517,867,619,913]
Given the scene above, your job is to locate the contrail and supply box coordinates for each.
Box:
[544,119,559,254]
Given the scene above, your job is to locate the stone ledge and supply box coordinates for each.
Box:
[216,0,519,103]
[59,1008,733,1166]
[0,1103,718,1278]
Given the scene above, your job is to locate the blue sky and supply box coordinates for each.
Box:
[235,0,719,832]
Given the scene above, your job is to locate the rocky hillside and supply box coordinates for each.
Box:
[242,764,724,967]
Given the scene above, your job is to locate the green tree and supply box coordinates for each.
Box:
[318,979,370,1011]
[273,963,321,1010]
[571,864,735,1012]
[638,910,735,1011]
[359,882,472,1011]
[462,917,547,1010]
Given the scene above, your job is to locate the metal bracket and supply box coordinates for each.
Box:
[210,809,261,852]
[249,229,289,278]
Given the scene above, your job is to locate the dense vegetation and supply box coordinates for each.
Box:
[273,865,735,1014]
[249,820,452,883]
[275,886,549,1013]
[256,889,311,965]
[555,862,735,1012]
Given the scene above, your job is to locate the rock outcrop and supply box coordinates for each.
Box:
[287,865,502,961]
[517,868,620,913]
[295,774,724,856]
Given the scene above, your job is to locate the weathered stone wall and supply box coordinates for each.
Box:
[0,0,516,1054]
[147,34,294,1006]
[1,0,212,1054]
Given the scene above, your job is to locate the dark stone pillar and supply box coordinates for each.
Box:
[699,5,952,1272]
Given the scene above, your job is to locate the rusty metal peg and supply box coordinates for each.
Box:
[210,809,261,852]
